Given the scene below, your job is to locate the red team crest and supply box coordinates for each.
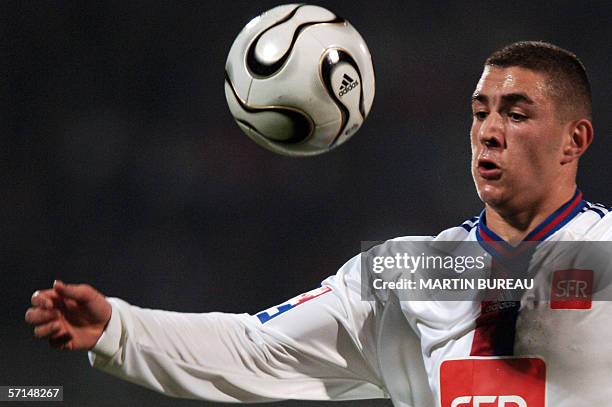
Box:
[440,357,546,407]
[550,269,593,309]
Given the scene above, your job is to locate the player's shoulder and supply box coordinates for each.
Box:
[381,215,479,243]
[569,200,612,240]
[433,215,480,241]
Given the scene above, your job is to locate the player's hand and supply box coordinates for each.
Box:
[25,280,112,351]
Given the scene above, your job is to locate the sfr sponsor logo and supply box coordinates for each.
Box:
[451,395,527,407]
[440,358,545,407]
[550,269,593,309]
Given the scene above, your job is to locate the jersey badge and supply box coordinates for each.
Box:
[255,286,332,323]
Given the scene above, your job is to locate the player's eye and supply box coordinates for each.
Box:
[473,111,488,121]
[509,112,527,122]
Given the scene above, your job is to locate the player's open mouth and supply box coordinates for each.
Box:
[477,159,502,179]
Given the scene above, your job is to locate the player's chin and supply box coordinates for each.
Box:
[475,182,505,207]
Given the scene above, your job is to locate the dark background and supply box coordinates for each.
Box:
[2,1,611,406]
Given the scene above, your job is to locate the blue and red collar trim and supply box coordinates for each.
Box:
[476,189,585,256]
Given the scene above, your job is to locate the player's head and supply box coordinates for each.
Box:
[470,41,594,214]
[484,41,592,121]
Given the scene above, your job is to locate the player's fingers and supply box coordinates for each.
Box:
[62,297,79,311]
[31,289,59,309]
[25,307,60,325]
[53,280,94,303]
[33,320,62,339]
[49,332,73,350]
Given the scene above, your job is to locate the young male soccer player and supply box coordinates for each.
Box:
[26,41,612,406]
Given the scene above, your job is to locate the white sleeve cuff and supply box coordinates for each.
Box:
[90,298,122,358]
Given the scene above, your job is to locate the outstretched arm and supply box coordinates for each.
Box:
[26,256,386,403]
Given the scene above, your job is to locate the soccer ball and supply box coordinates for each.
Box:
[224,4,375,157]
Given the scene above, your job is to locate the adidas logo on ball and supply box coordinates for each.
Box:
[338,73,359,97]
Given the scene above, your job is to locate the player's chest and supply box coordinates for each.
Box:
[429,301,612,407]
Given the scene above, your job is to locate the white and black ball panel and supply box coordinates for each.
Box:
[308,23,375,115]
[254,5,335,67]
[235,109,311,143]
[292,4,336,23]
[224,74,314,144]
[314,119,343,149]
[224,78,251,130]
[332,63,362,114]
[224,19,254,102]
[241,4,300,39]
[327,58,364,146]
[254,20,298,66]
[225,83,304,142]
[248,32,340,126]
[224,52,251,104]
[224,5,302,100]
[224,3,375,156]
[248,126,326,157]
[225,4,331,99]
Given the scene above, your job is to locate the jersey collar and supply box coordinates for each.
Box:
[476,189,585,257]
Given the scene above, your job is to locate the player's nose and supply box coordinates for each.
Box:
[478,113,504,149]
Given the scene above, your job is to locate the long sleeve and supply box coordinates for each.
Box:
[87,254,387,402]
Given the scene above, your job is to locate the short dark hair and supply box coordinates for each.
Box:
[485,41,592,120]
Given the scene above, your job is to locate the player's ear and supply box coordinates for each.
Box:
[561,118,594,164]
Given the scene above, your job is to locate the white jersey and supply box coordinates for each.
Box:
[89,190,612,406]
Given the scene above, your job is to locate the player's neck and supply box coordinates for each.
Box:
[484,185,578,243]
